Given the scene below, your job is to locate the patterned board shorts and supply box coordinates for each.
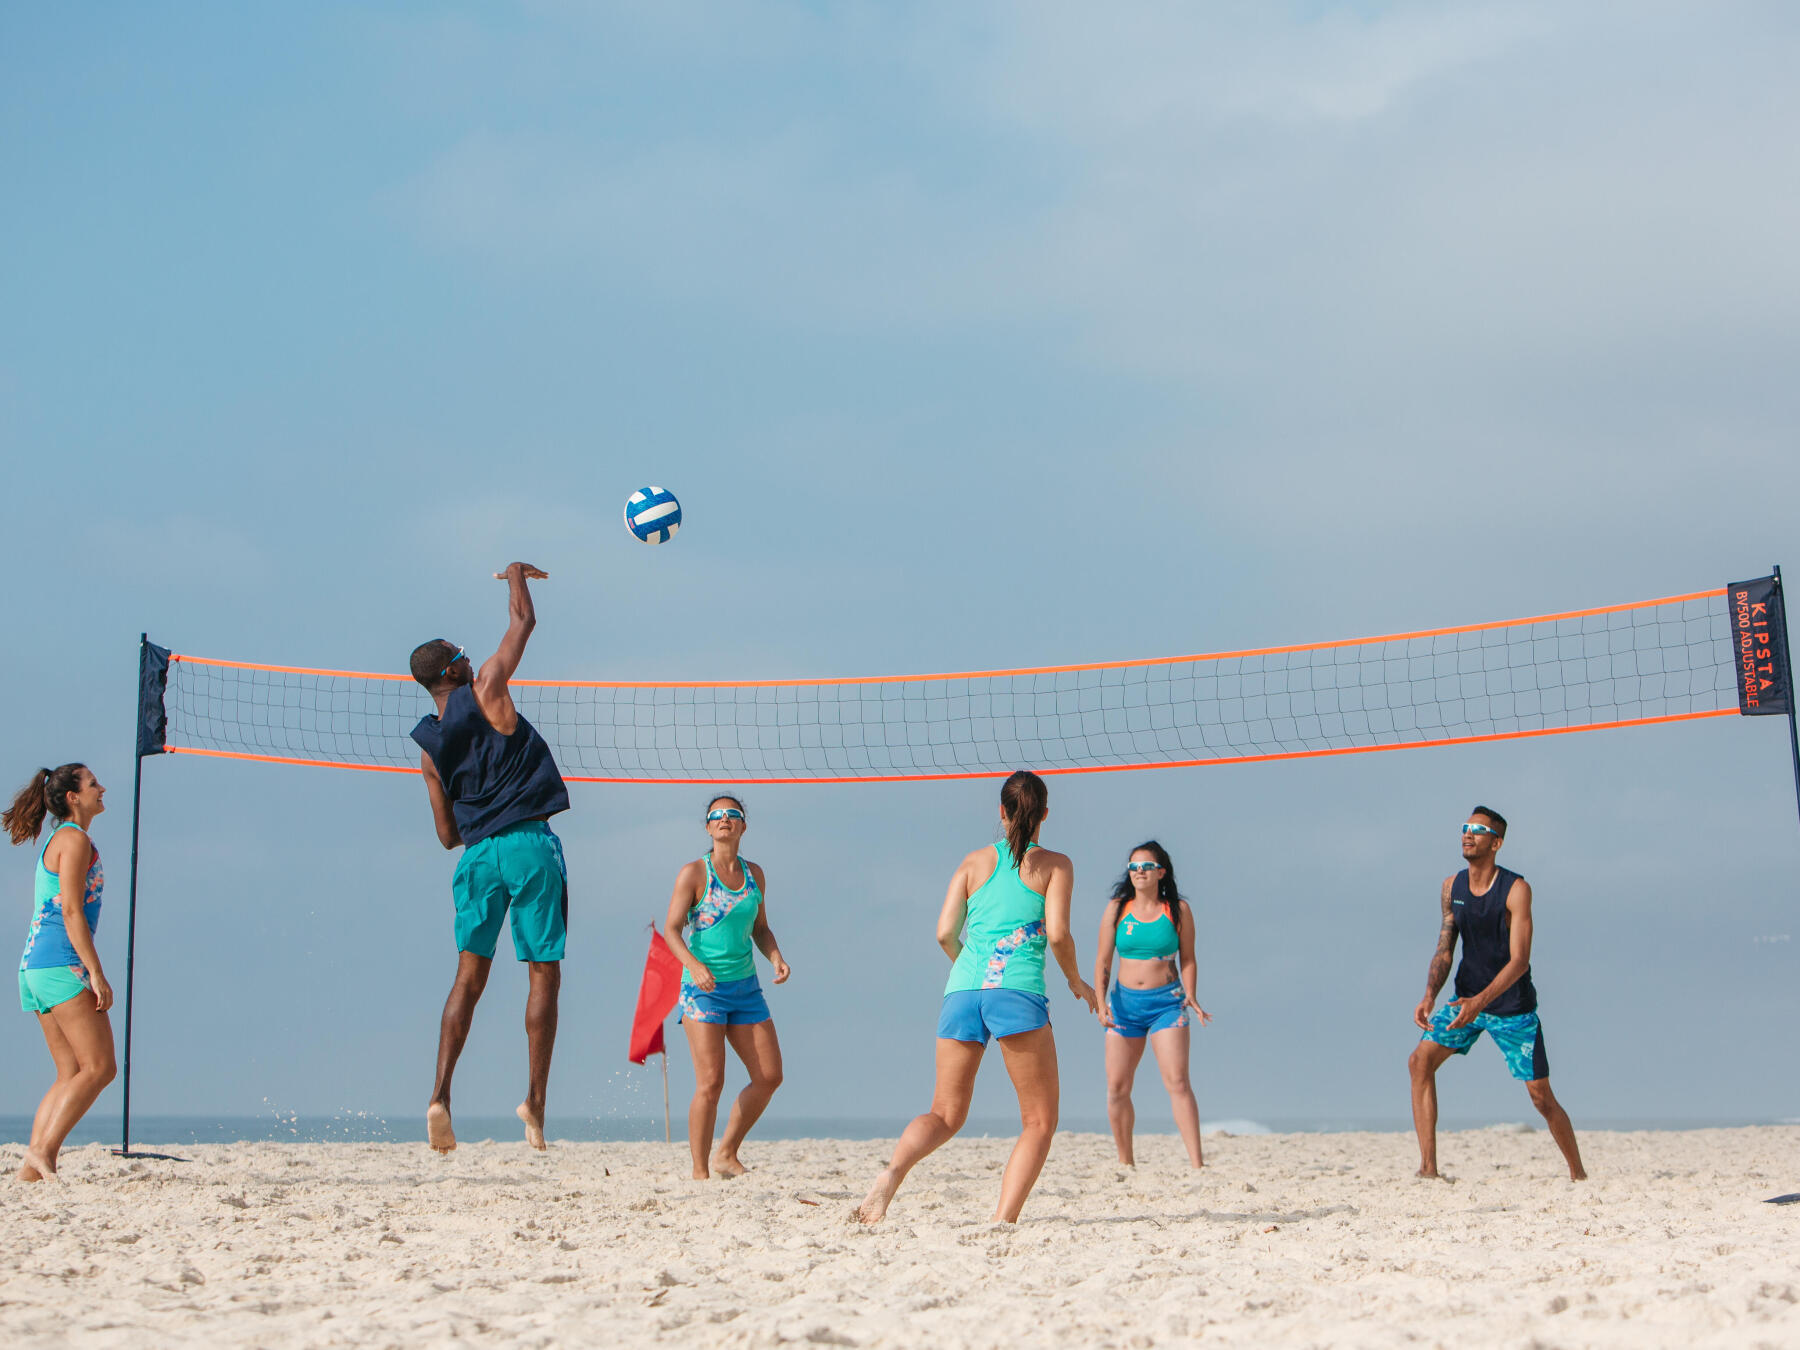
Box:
[1422,1003,1549,1082]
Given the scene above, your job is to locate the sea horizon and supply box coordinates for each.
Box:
[7,1112,1793,1150]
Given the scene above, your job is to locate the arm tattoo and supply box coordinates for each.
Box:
[1424,902,1456,996]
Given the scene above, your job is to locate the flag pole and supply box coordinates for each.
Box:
[662,1050,671,1143]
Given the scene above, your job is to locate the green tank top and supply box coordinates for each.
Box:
[945,840,1048,996]
[1114,907,1178,960]
[683,854,761,985]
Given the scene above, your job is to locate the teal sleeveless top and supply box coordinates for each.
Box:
[1114,906,1178,960]
[945,840,1048,995]
[21,821,102,972]
[683,854,761,985]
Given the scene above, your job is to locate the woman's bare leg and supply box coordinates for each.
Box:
[26,996,115,1178]
[1148,1024,1203,1167]
[713,1020,783,1176]
[19,1012,81,1181]
[855,1038,984,1223]
[993,1025,1060,1222]
[683,1019,729,1178]
[1104,1032,1146,1165]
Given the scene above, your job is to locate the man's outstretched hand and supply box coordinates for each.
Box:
[494,563,550,581]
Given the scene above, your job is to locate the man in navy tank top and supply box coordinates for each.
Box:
[408,562,572,1155]
[1407,806,1586,1180]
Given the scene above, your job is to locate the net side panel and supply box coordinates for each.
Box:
[161,593,1737,782]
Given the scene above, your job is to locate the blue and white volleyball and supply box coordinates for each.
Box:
[624,486,681,544]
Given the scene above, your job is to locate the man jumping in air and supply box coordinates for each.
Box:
[409,563,570,1153]
[1408,806,1586,1181]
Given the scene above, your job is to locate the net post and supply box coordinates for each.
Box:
[117,635,171,1160]
[1776,565,1800,835]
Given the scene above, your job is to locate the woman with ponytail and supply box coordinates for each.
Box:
[1092,841,1209,1168]
[856,770,1098,1224]
[5,763,116,1181]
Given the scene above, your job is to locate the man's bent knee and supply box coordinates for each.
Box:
[1526,1079,1556,1112]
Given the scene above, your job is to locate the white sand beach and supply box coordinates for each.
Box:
[3,1126,1797,1348]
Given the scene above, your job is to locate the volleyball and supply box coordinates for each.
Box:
[624,486,682,544]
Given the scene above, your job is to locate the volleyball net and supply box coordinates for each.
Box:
[135,577,1794,784]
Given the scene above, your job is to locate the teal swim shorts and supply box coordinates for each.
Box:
[452,820,568,962]
[19,966,92,1014]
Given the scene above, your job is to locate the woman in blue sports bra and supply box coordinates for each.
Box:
[1092,840,1210,1168]
[5,763,116,1182]
[856,771,1099,1225]
[662,793,790,1180]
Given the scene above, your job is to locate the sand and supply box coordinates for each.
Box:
[2,1126,1797,1348]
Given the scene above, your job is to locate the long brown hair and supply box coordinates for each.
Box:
[1109,839,1183,933]
[1000,770,1048,864]
[4,764,86,847]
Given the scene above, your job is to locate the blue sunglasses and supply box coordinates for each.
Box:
[707,808,745,823]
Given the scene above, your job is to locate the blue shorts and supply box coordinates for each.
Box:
[1422,1003,1549,1082]
[1107,980,1189,1039]
[679,975,771,1026]
[937,989,1050,1045]
[452,820,567,962]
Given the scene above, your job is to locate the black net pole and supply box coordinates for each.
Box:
[118,721,144,1156]
[115,635,180,1161]
[1777,566,1800,836]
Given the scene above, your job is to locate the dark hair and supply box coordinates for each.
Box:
[1109,839,1183,932]
[1470,805,1508,838]
[410,639,460,689]
[5,764,87,847]
[1000,770,1048,864]
[704,793,747,822]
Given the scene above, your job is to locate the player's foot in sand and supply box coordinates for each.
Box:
[854,1168,900,1224]
[20,1146,56,1181]
[516,1103,546,1151]
[710,1149,747,1178]
[1416,1166,1441,1179]
[1569,1166,1588,1181]
[426,1103,457,1153]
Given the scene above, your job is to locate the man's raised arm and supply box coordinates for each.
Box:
[475,562,548,733]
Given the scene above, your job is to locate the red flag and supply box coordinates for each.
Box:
[628,930,683,1064]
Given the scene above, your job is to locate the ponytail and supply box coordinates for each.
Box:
[1000,770,1048,864]
[4,764,85,846]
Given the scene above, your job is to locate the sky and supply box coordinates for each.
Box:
[3,2,1798,1141]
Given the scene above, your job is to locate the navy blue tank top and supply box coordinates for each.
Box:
[411,684,570,846]
[1451,865,1535,1016]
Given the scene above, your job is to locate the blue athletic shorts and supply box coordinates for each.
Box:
[679,975,771,1026]
[1422,1003,1549,1082]
[937,989,1050,1045]
[452,820,567,962]
[1107,980,1189,1039]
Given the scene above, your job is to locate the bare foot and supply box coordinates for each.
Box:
[1416,1166,1440,1179]
[21,1146,56,1181]
[711,1150,747,1178]
[16,1161,43,1182]
[426,1103,456,1154]
[516,1103,546,1151]
[853,1168,900,1224]
[1569,1168,1588,1181]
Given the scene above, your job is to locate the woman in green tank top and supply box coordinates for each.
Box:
[662,794,790,1181]
[856,771,1098,1226]
[1093,841,1210,1169]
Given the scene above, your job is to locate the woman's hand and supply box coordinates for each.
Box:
[1097,994,1114,1030]
[89,970,114,1014]
[770,954,791,985]
[1185,993,1211,1027]
[1068,976,1099,1015]
[687,964,717,993]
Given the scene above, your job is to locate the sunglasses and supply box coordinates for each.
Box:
[707,808,745,823]
[1461,823,1500,838]
[1126,861,1163,873]
[439,645,466,680]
